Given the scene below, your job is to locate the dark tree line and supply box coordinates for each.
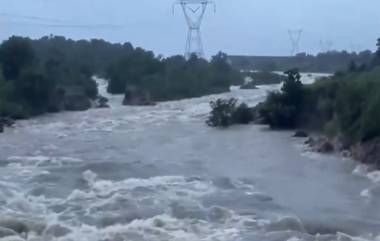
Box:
[256,39,380,144]
[0,36,100,118]
[0,35,242,119]
[229,50,375,73]
[107,52,243,102]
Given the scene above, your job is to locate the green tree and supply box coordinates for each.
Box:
[0,37,35,80]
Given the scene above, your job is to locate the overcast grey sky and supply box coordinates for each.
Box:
[0,0,378,57]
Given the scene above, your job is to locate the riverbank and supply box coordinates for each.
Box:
[247,65,380,171]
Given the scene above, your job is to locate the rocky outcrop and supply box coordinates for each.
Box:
[0,117,15,133]
[305,137,335,153]
[240,81,258,90]
[0,117,15,127]
[123,86,155,106]
[265,216,306,233]
[94,96,110,108]
[351,138,380,168]
[293,130,309,138]
[64,94,92,111]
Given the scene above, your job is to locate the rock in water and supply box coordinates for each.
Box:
[351,138,380,167]
[0,227,17,238]
[304,137,315,146]
[64,94,92,111]
[208,206,231,223]
[0,117,15,127]
[44,224,71,237]
[0,122,3,133]
[266,216,306,233]
[96,96,110,108]
[293,131,309,138]
[240,81,258,90]
[305,136,335,153]
[123,86,155,106]
[318,141,335,153]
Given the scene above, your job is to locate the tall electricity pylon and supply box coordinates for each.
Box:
[173,0,215,59]
[288,29,303,56]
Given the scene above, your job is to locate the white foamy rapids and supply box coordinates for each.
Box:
[15,73,326,137]
[93,76,124,109]
[56,213,248,241]
[16,82,276,137]
[352,164,380,199]
[0,171,266,241]
[6,156,83,168]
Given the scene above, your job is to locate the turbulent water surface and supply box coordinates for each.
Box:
[1,74,380,241]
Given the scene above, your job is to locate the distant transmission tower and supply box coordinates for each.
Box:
[173,0,216,59]
[288,29,303,56]
[319,40,333,53]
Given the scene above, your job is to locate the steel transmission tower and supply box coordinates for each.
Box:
[173,0,215,59]
[288,29,303,56]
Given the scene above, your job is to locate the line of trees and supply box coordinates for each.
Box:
[256,38,380,145]
[107,52,243,102]
[0,36,99,118]
[229,50,375,73]
[0,35,243,119]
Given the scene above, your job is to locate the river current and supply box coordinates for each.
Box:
[0,74,380,241]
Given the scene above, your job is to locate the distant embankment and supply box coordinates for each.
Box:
[228,51,373,73]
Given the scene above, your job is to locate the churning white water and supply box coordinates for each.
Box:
[0,73,380,241]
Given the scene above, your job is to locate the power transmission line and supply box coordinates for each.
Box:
[0,12,125,29]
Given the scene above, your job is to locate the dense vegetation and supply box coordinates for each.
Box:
[0,36,98,118]
[229,50,374,73]
[257,39,380,146]
[0,36,242,120]
[206,98,253,127]
[107,52,243,102]
[258,67,380,144]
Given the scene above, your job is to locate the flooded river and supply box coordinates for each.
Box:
[0,74,379,241]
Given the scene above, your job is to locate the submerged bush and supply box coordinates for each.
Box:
[232,103,254,124]
[206,98,253,127]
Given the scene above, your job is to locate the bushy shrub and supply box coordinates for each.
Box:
[232,103,254,124]
[206,98,253,127]
[259,69,305,128]
[206,98,237,127]
[107,52,241,101]
[0,37,100,118]
[258,62,380,142]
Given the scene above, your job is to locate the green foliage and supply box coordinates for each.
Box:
[232,103,254,124]
[207,98,237,127]
[258,63,380,142]
[0,35,242,120]
[107,52,241,101]
[206,98,253,127]
[229,50,375,74]
[0,36,100,118]
[14,70,53,114]
[334,68,380,141]
[0,37,35,80]
[259,69,304,128]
